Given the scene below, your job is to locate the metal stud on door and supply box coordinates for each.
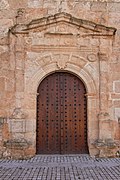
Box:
[36,72,88,154]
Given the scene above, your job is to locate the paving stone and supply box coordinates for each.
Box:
[0,155,120,179]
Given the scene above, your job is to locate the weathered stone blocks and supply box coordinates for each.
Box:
[0,0,120,159]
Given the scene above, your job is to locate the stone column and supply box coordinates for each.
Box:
[96,53,116,157]
[98,53,112,139]
[87,94,99,156]
[4,33,31,159]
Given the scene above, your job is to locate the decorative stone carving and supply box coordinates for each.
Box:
[4,138,30,150]
[35,53,87,70]
[16,8,26,24]
[0,0,9,10]
[54,53,70,70]
[87,54,97,62]
[56,59,67,69]
[70,55,87,67]
[11,108,27,119]
[37,55,52,67]
[9,119,26,133]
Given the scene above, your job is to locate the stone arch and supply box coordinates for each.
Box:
[26,62,96,96]
[25,60,98,155]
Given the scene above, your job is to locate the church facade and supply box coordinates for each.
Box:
[0,0,120,159]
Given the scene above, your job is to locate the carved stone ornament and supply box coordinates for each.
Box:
[11,108,27,119]
[87,54,97,62]
[57,59,67,70]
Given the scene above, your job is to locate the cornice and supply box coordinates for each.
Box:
[10,12,117,36]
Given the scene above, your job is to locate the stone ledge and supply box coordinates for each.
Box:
[4,138,31,150]
[94,139,120,148]
[93,139,120,157]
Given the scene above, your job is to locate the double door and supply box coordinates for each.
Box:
[37,72,88,154]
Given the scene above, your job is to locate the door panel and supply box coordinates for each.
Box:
[37,72,88,154]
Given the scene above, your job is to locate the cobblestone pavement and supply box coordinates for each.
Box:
[0,155,120,180]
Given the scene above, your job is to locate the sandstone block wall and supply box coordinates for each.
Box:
[0,0,120,159]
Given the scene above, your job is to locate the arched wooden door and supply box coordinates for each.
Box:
[36,72,88,154]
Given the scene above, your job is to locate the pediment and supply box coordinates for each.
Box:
[11,12,116,37]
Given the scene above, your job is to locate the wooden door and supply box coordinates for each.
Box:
[36,72,88,154]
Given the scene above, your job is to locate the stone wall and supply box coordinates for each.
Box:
[0,0,120,159]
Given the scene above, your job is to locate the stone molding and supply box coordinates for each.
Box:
[94,138,120,157]
[10,12,116,36]
[26,58,96,96]
[35,53,87,69]
[4,138,30,150]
